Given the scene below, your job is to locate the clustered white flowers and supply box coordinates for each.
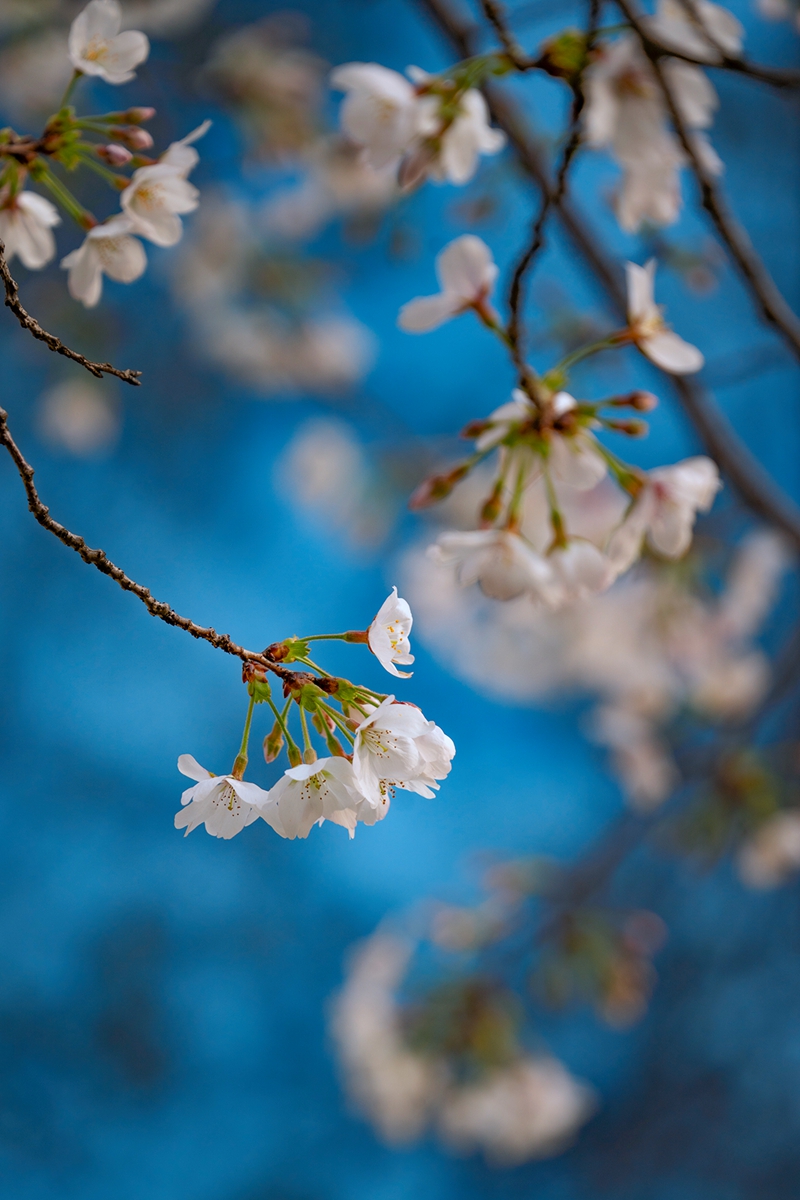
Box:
[584,0,743,231]
[174,590,455,841]
[0,0,208,307]
[331,60,505,187]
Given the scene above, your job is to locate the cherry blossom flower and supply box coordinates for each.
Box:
[60,215,146,308]
[738,812,800,889]
[438,1056,596,1165]
[473,390,533,452]
[429,529,559,603]
[585,37,721,232]
[544,392,608,491]
[646,0,744,64]
[607,456,721,573]
[548,539,612,604]
[0,191,60,269]
[120,122,209,246]
[368,586,414,677]
[174,754,270,839]
[353,696,455,805]
[330,63,419,169]
[626,259,704,374]
[68,0,149,84]
[398,235,498,332]
[262,757,365,840]
[409,69,506,185]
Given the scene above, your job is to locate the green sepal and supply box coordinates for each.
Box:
[247,677,273,703]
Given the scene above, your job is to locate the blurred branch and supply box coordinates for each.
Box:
[0,406,300,681]
[415,0,800,551]
[616,0,800,366]
[506,0,600,365]
[0,242,141,386]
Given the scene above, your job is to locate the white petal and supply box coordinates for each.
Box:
[398,293,462,332]
[178,753,211,781]
[436,234,497,299]
[626,258,657,323]
[642,329,704,374]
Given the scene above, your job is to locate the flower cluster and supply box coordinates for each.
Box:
[584,0,743,231]
[0,0,208,306]
[401,236,716,612]
[175,590,454,841]
[331,59,506,187]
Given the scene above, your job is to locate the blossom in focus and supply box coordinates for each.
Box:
[121,122,208,246]
[398,235,498,332]
[607,456,721,572]
[263,757,365,840]
[174,754,270,839]
[60,216,146,308]
[0,191,60,269]
[438,1057,596,1165]
[626,259,705,373]
[368,587,414,677]
[585,37,721,232]
[738,811,800,889]
[429,529,558,603]
[353,696,455,804]
[330,63,419,169]
[160,120,212,176]
[646,0,744,63]
[68,0,149,84]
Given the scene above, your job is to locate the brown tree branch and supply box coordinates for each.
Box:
[0,406,300,681]
[415,0,800,551]
[0,242,142,385]
[616,0,800,366]
[506,0,600,364]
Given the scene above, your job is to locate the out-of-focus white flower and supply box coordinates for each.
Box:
[353,696,455,804]
[331,933,444,1143]
[646,0,744,63]
[68,0,149,84]
[474,390,533,453]
[429,529,558,603]
[626,259,705,373]
[174,754,270,839]
[585,37,721,232]
[608,456,720,572]
[756,0,800,30]
[398,235,498,332]
[369,587,414,677]
[738,811,800,889]
[262,757,365,840]
[37,380,120,457]
[549,540,612,604]
[438,1056,596,1165]
[588,703,679,809]
[410,68,505,184]
[715,530,792,641]
[331,62,419,169]
[545,392,608,491]
[0,191,60,270]
[60,216,146,308]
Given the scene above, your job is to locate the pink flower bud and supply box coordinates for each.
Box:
[125,106,156,123]
[97,143,133,166]
[110,125,154,150]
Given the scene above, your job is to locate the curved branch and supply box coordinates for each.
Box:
[0,407,297,680]
[0,243,142,386]
[415,0,800,551]
[615,0,800,366]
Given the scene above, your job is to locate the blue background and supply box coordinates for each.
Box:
[0,1,799,1196]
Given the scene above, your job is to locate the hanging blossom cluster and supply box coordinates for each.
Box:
[584,0,743,231]
[399,234,718,612]
[331,929,596,1164]
[0,0,208,306]
[175,590,454,841]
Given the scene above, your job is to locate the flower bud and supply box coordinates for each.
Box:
[287,742,303,768]
[263,722,284,764]
[124,106,156,123]
[409,462,470,510]
[606,390,658,412]
[96,143,132,166]
[109,125,154,150]
[604,418,648,437]
[303,746,318,764]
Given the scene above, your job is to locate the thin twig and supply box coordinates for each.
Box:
[506,0,600,365]
[616,0,800,367]
[478,0,529,69]
[414,0,800,551]
[0,242,141,385]
[0,407,299,681]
